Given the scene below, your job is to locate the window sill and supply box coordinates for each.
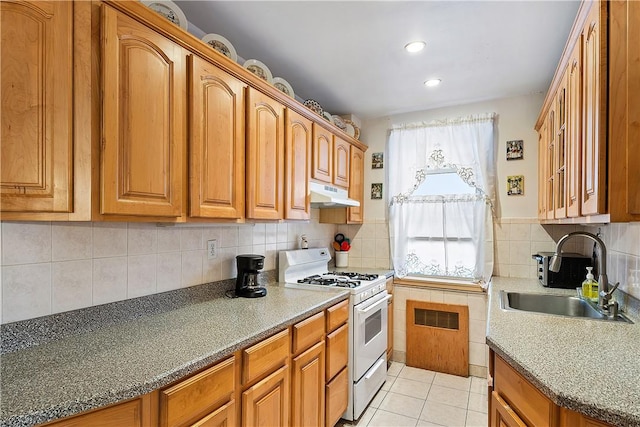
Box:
[393,276,485,293]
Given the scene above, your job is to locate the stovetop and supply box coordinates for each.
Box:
[296,272,379,288]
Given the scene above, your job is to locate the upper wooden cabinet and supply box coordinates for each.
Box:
[285,109,312,220]
[189,54,246,219]
[347,146,364,223]
[101,5,185,217]
[1,1,73,214]
[312,123,333,184]
[245,88,285,220]
[333,137,350,188]
[536,0,639,223]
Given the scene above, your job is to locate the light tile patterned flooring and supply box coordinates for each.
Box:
[338,362,488,427]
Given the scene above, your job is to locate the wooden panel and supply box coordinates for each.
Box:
[490,392,527,427]
[387,296,394,361]
[325,300,349,333]
[292,311,325,355]
[241,365,289,427]
[189,54,245,219]
[581,2,607,215]
[406,300,468,376]
[101,5,184,217]
[347,146,364,223]
[312,123,332,183]
[627,1,640,216]
[325,367,348,427]
[291,341,325,427]
[245,88,284,220]
[242,329,289,385]
[566,41,582,218]
[1,0,73,213]
[559,407,614,427]
[546,107,556,219]
[43,395,152,427]
[160,357,235,427]
[325,323,348,382]
[554,71,567,219]
[538,122,548,220]
[494,355,556,426]
[190,400,236,427]
[284,109,311,220]
[333,137,350,188]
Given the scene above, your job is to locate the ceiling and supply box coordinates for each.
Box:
[174,1,581,121]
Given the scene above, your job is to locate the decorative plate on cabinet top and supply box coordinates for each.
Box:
[141,0,188,30]
[201,33,237,62]
[344,123,356,138]
[332,115,347,130]
[322,111,335,124]
[272,77,295,98]
[303,99,323,116]
[343,119,360,139]
[243,59,273,83]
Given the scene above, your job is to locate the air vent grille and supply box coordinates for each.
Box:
[414,308,459,330]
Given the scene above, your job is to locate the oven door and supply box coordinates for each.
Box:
[353,290,390,381]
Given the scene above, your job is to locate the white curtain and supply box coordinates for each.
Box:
[387,113,496,285]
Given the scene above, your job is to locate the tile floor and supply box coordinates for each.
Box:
[338,362,488,427]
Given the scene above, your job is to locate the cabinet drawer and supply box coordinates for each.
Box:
[242,329,290,385]
[160,356,235,427]
[190,399,236,427]
[494,355,555,426]
[325,367,348,427]
[326,323,348,381]
[326,300,349,332]
[292,311,325,355]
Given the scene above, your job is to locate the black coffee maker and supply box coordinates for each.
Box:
[235,254,267,298]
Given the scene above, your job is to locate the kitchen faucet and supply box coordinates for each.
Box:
[549,231,619,314]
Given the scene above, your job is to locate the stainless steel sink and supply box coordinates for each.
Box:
[499,291,632,322]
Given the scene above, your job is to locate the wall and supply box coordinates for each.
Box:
[0,212,337,324]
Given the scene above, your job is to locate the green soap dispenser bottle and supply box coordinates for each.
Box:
[582,267,598,301]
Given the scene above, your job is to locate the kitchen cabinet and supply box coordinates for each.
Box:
[188,54,246,220]
[245,87,285,220]
[536,0,640,223]
[333,137,350,189]
[324,300,349,427]
[241,365,289,427]
[285,109,312,220]
[1,0,74,214]
[386,277,394,364]
[101,4,185,217]
[292,341,325,427]
[318,145,364,225]
[537,119,549,220]
[553,70,568,220]
[490,392,527,427]
[312,124,333,184]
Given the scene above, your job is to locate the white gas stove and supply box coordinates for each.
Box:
[279,248,389,421]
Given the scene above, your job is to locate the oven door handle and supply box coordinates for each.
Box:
[364,357,386,380]
[357,293,391,314]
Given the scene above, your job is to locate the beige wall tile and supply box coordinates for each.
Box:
[467,294,487,321]
[202,252,221,284]
[265,223,277,244]
[157,227,181,253]
[181,227,203,251]
[443,291,468,306]
[127,223,157,255]
[156,252,182,292]
[93,223,127,258]
[276,223,288,243]
[2,263,51,323]
[52,222,92,261]
[469,319,486,344]
[219,247,237,280]
[469,342,487,366]
[2,221,51,265]
[127,254,157,298]
[510,223,531,241]
[376,238,390,260]
[181,250,203,288]
[93,257,127,305]
[252,223,266,245]
[52,260,92,314]
[494,241,510,265]
[265,244,277,270]
[493,222,510,241]
[221,227,239,248]
[509,240,533,265]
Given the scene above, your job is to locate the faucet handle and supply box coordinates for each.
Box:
[600,282,620,299]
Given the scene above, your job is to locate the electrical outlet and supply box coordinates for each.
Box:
[207,239,218,260]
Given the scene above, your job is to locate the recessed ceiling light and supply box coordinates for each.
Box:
[424,79,442,87]
[404,41,426,53]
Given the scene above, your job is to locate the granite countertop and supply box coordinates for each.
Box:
[0,282,349,427]
[487,277,640,426]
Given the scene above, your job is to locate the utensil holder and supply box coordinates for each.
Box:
[335,251,348,268]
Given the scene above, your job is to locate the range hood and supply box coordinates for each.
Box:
[310,181,360,208]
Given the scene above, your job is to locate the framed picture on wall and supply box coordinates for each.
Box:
[372,152,384,169]
[371,183,383,199]
[507,175,524,195]
[506,140,524,160]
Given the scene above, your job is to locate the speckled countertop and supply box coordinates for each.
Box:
[487,277,640,426]
[0,281,348,427]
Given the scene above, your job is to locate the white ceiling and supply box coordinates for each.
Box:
[174,1,580,120]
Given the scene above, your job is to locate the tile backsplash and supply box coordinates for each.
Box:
[0,210,337,324]
[336,218,391,269]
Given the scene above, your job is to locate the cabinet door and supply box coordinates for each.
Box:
[291,341,325,427]
[44,395,152,427]
[312,124,333,184]
[333,137,350,188]
[545,107,556,220]
[537,121,548,220]
[554,72,568,219]
[581,3,607,215]
[566,42,582,218]
[325,368,348,427]
[490,392,527,427]
[191,400,236,427]
[1,1,73,213]
[285,109,311,220]
[101,5,185,217]
[325,324,348,382]
[387,296,393,362]
[241,365,289,427]
[189,55,245,219]
[246,88,284,220]
[347,146,364,223]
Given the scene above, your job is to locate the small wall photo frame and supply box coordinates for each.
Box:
[507,175,524,195]
[371,183,383,199]
[506,140,524,160]
[372,152,384,169]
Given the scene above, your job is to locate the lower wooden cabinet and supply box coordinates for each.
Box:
[42,394,156,427]
[490,391,527,427]
[386,277,393,363]
[324,301,349,427]
[325,368,348,427]
[241,365,290,427]
[191,400,236,427]
[292,341,326,427]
